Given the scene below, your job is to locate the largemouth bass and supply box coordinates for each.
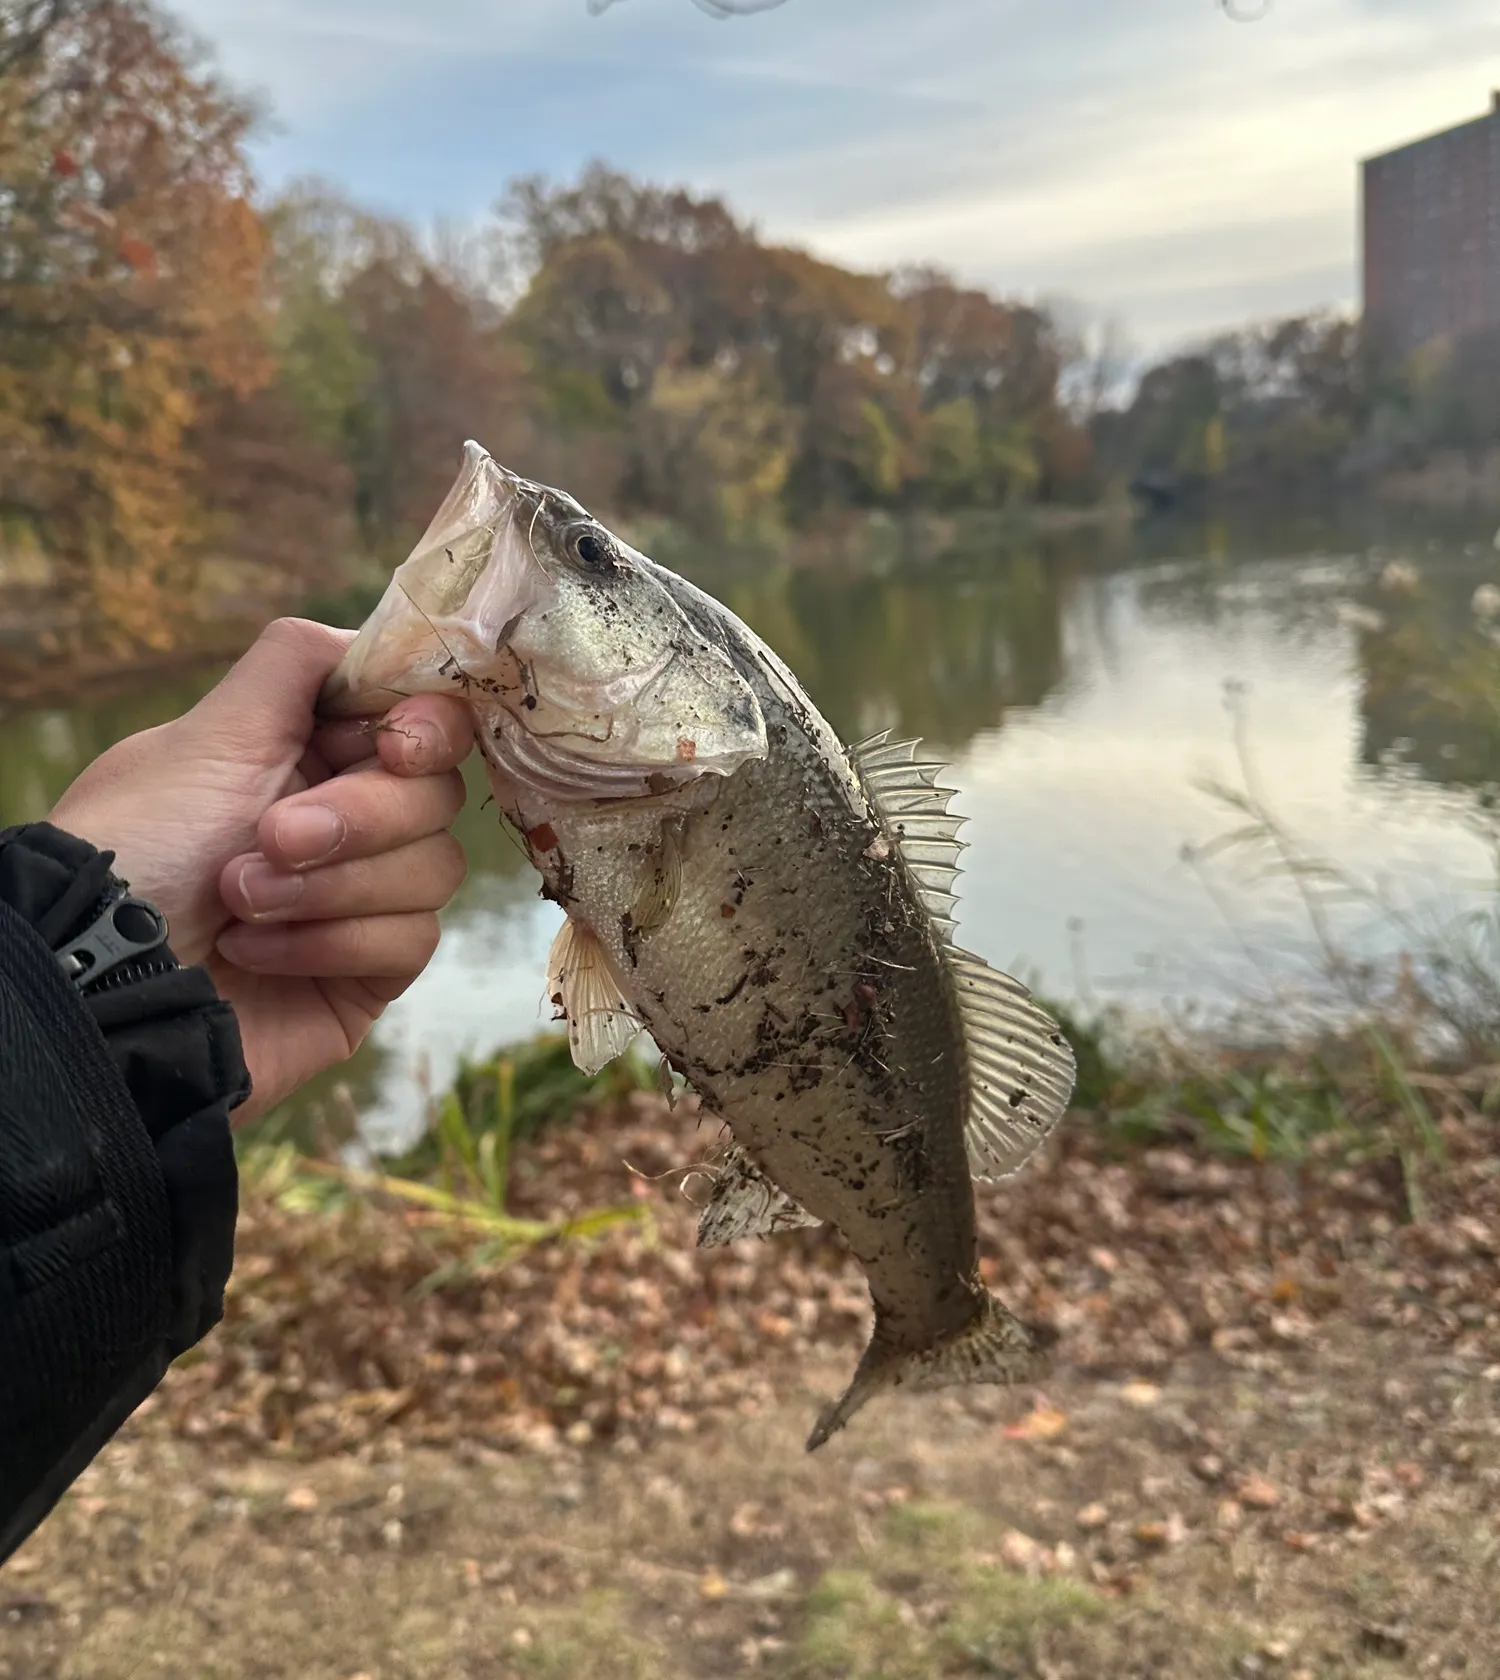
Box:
[322,443,1076,1448]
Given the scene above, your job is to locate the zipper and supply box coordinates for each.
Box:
[56,880,172,995]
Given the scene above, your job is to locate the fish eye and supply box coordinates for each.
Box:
[568,526,615,572]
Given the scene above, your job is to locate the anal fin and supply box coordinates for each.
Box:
[806,1290,1040,1452]
[697,1142,822,1248]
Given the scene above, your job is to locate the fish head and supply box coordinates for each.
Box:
[320,442,767,796]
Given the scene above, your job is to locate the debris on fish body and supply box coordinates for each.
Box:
[321,441,1077,1449]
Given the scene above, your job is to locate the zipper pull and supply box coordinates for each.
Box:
[57,891,170,992]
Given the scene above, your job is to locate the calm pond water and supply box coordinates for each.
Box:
[5,508,1499,1151]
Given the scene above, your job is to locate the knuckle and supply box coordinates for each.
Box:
[338,770,409,844]
[411,914,441,968]
[441,766,468,812]
[342,917,383,970]
[438,832,468,891]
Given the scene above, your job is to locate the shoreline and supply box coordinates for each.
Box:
[3,489,1493,713]
[0,632,251,715]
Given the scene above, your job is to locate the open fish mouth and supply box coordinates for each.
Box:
[317,441,768,789]
[318,444,552,718]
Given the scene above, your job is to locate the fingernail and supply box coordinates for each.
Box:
[237,858,305,919]
[382,714,438,768]
[274,803,346,867]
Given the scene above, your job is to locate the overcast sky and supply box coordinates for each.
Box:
[171,0,1500,355]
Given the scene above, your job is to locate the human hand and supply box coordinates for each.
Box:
[49,618,474,1123]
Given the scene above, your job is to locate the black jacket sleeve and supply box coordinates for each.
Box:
[0,823,250,1565]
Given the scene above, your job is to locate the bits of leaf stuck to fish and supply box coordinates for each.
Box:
[321,442,1078,1456]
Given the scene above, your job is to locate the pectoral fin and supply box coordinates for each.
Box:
[545,917,642,1075]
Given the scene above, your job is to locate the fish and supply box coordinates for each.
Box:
[321,441,1077,1450]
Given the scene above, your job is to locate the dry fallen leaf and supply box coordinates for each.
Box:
[284,1486,319,1512]
[743,1568,797,1600]
[1076,1501,1110,1531]
[997,1529,1047,1575]
[139,1078,1500,1469]
[700,1570,729,1600]
[1003,1406,1068,1441]
[1120,1380,1162,1409]
[1237,1474,1281,1510]
[1358,1623,1409,1659]
[1135,1512,1187,1548]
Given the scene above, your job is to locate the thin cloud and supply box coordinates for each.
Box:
[171,0,1500,353]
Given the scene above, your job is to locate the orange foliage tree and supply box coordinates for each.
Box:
[0,0,344,648]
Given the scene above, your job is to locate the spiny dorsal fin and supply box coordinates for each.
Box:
[850,731,1075,1181]
[545,917,642,1075]
[696,1140,822,1247]
[850,731,967,939]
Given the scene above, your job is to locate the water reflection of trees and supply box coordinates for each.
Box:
[0,673,219,826]
[712,544,1068,752]
[0,542,1068,893]
[449,759,541,907]
[1356,574,1500,793]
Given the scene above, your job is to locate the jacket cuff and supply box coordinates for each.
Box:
[0,822,249,1351]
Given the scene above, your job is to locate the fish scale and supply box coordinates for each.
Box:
[542,650,978,1347]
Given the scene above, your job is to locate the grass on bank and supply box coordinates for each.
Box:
[239,1032,659,1275]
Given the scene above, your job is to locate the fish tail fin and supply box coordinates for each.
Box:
[805,1291,1041,1453]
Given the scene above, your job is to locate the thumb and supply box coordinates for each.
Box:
[191,618,356,766]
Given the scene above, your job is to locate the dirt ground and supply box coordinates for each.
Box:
[5,1318,1498,1678]
[5,1095,1500,1679]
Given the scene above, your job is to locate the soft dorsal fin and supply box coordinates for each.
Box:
[949,949,1076,1180]
[851,731,1076,1181]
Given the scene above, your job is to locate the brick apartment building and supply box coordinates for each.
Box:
[1361,93,1500,354]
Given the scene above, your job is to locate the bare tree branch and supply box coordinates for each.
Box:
[587,0,788,17]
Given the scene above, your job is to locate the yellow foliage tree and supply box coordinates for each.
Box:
[0,0,273,648]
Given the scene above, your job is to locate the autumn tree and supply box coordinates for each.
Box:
[262,181,530,561]
[894,271,1059,507]
[0,0,350,647]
